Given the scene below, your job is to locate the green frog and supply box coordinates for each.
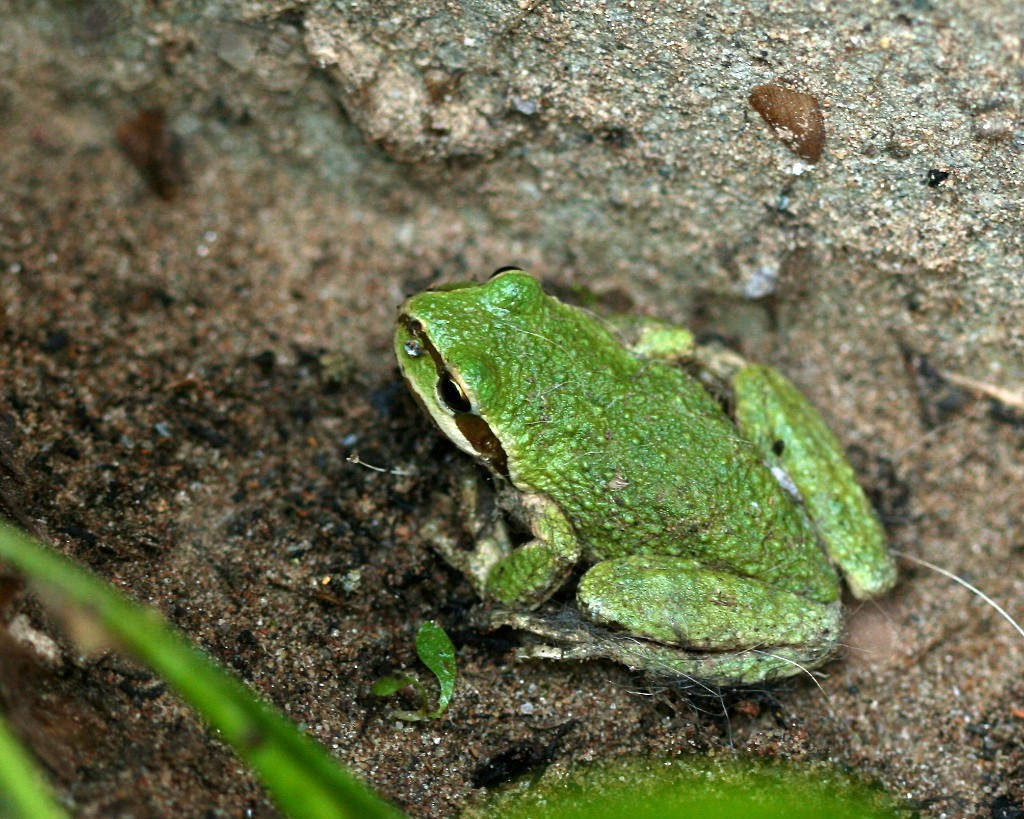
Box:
[394,269,896,684]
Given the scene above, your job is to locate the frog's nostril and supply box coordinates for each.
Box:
[403,339,424,358]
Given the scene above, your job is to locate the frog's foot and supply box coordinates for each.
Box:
[423,515,509,598]
[491,609,838,686]
[420,469,515,598]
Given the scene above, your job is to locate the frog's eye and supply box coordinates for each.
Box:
[438,371,472,414]
[490,265,523,279]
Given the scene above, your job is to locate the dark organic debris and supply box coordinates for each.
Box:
[896,341,970,429]
[470,720,576,788]
[116,108,186,200]
[0,414,34,534]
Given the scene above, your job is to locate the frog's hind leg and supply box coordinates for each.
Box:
[493,609,836,686]
[682,343,896,599]
[727,364,897,599]
[493,553,843,685]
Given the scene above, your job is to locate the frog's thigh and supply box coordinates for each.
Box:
[731,364,897,599]
[485,493,581,610]
[577,555,841,650]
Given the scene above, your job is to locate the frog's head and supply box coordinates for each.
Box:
[394,269,545,476]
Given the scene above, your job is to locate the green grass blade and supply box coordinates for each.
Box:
[0,710,68,819]
[0,523,401,819]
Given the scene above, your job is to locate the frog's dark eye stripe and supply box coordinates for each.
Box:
[455,413,508,477]
[490,265,523,278]
[438,372,472,414]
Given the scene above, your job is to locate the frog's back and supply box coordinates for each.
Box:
[480,283,836,603]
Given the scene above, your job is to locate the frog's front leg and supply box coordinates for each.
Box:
[424,471,580,607]
[485,492,581,610]
[421,467,517,599]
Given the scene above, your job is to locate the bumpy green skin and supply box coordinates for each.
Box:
[395,271,896,684]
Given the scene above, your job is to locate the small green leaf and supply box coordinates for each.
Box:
[371,621,457,722]
[414,621,456,719]
[370,674,425,700]
[370,674,432,721]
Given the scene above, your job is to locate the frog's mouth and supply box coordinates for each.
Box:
[398,314,509,477]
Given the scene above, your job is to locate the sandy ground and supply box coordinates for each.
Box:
[1,2,1023,816]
